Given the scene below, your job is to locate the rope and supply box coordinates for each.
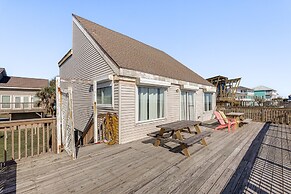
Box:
[103,113,118,145]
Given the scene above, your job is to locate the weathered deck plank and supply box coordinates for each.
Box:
[1,122,290,194]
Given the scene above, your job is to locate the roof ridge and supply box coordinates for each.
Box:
[6,75,48,81]
[72,14,212,86]
[73,14,168,57]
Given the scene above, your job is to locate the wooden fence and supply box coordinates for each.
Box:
[0,118,57,163]
[222,107,291,125]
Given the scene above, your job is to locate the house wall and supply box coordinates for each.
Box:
[119,80,215,144]
[195,89,216,121]
[59,22,117,132]
[0,89,40,108]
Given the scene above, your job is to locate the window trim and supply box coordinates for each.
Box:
[22,96,31,109]
[136,85,167,124]
[204,92,213,112]
[14,96,22,109]
[1,95,11,109]
[96,79,114,109]
[180,90,196,120]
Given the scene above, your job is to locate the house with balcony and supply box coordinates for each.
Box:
[253,86,278,101]
[0,68,48,120]
[235,86,255,106]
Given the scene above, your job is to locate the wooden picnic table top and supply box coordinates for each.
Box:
[156,120,201,132]
[226,112,245,116]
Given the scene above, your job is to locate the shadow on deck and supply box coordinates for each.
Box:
[222,122,291,193]
[0,160,17,193]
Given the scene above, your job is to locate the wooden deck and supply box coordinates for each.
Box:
[1,122,290,193]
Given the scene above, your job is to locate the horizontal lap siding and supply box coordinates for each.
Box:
[120,82,180,144]
[195,89,216,121]
[59,23,116,132]
[167,85,180,121]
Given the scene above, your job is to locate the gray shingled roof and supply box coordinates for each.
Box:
[0,76,48,89]
[253,85,274,91]
[73,14,212,86]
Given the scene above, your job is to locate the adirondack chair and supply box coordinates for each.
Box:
[218,111,237,124]
[214,111,236,132]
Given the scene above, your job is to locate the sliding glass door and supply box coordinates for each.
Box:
[181,91,195,120]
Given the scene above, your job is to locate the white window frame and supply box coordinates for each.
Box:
[96,80,114,108]
[204,92,213,112]
[14,96,22,109]
[136,85,167,124]
[1,95,11,109]
[22,96,31,109]
[180,90,196,121]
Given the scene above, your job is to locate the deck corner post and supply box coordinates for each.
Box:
[56,76,62,154]
[93,80,98,143]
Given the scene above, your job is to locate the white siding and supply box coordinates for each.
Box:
[59,23,117,132]
[119,81,178,144]
[195,89,216,121]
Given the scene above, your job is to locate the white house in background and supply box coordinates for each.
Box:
[235,86,255,106]
[253,86,278,101]
[58,14,216,144]
[0,67,48,120]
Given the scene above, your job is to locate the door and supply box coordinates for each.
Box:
[181,91,195,120]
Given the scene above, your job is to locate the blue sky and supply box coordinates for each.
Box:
[0,1,290,97]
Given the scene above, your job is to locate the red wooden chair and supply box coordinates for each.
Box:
[214,111,236,132]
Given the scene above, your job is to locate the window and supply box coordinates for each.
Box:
[14,96,21,109]
[97,81,112,106]
[32,96,40,108]
[2,96,11,109]
[23,96,29,108]
[204,93,213,111]
[181,91,195,120]
[138,87,165,121]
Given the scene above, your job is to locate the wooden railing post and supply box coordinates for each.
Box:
[25,125,27,158]
[52,120,57,153]
[261,109,265,122]
[11,126,14,160]
[18,126,21,160]
[4,127,7,162]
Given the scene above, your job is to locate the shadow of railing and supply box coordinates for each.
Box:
[221,122,271,193]
[0,160,17,193]
[222,122,291,193]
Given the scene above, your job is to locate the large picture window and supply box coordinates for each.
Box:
[2,96,11,109]
[204,93,213,111]
[138,87,165,121]
[97,81,112,106]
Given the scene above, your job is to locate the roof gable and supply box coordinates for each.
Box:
[73,14,212,86]
[0,76,48,89]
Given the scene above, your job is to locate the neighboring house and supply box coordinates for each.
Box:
[0,68,48,120]
[235,86,255,106]
[58,14,216,144]
[253,86,278,101]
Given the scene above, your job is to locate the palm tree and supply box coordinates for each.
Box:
[36,78,56,116]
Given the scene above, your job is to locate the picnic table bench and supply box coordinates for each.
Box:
[147,120,212,157]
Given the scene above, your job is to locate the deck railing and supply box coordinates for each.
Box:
[0,118,57,163]
[222,107,291,125]
[0,102,44,110]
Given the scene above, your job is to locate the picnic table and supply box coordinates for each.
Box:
[226,112,245,129]
[147,120,212,157]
